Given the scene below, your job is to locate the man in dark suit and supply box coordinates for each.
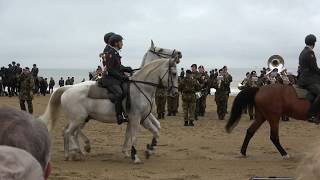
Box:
[297,34,320,123]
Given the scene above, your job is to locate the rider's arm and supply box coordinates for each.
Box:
[120,65,133,73]
[308,51,320,75]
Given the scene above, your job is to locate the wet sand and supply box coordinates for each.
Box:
[0,95,319,180]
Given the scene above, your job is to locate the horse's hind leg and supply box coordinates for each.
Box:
[64,121,81,161]
[268,119,289,158]
[241,110,266,156]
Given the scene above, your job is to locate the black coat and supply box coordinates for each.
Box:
[101,46,132,86]
[297,46,320,86]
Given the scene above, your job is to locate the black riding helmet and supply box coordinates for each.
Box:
[104,32,115,44]
[305,34,317,46]
[108,34,123,46]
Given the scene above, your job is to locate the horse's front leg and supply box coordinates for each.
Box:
[142,117,160,159]
[122,124,131,158]
[129,118,142,164]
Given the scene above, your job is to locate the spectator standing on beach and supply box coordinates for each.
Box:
[49,77,55,93]
[59,77,64,87]
[70,77,75,85]
[65,77,71,85]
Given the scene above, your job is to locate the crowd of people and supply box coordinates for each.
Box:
[156,64,233,126]
[0,61,87,114]
[238,62,297,121]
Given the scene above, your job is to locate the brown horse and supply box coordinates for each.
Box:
[225,84,311,158]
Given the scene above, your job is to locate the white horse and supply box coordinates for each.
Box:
[66,41,182,159]
[40,58,179,163]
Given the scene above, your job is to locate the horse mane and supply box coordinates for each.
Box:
[133,58,168,80]
[140,52,148,68]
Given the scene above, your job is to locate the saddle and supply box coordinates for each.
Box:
[87,82,114,99]
[293,85,315,102]
[87,81,131,110]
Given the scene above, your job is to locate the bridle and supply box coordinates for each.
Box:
[150,47,178,60]
[129,59,177,124]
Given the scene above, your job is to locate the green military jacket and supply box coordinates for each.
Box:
[19,73,34,100]
[211,78,229,100]
[179,76,200,102]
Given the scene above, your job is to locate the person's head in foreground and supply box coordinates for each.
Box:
[0,107,52,179]
[0,145,44,180]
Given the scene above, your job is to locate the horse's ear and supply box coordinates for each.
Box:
[151,40,155,48]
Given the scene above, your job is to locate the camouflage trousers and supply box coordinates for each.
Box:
[197,95,207,116]
[156,96,166,114]
[182,94,196,121]
[167,95,179,114]
[215,95,228,119]
[19,99,33,114]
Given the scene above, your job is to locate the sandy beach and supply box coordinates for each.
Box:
[0,95,319,180]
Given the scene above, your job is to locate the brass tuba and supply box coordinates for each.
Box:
[267,55,285,73]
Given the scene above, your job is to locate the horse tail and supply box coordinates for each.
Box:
[225,87,259,133]
[39,86,70,132]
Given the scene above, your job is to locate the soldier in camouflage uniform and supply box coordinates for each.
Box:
[155,79,167,119]
[248,71,259,120]
[222,66,232,114]
[179,70,200,126]
[198,65,209,116]
[211,69,230,120]
[19,67,34,114]
[191,64,201,120]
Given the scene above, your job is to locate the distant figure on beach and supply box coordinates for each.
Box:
[39,77,48,96]
[70,77,75,85]
[49,77,55,94]
[65,77,71,85]
[59,77,64,87]
[19,67,34,114]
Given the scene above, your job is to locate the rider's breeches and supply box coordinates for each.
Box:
[107,85,124,115]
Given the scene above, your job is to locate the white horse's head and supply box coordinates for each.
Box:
[150,40,182,61]
[135,58,179,96]
[141,40,182,67]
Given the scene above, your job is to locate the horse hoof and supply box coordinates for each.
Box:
[283,154,291,160]
[122,151,130,158]
[84,145,91,153]
[134,157,142,164]
[133,155,142,164]
[145,150,151,159]
[240,152,247,157]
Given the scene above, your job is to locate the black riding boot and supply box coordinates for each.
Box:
[308,96,320,124]
[115,100,127,125]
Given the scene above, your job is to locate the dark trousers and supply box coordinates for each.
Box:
[49,86,54,94]
[20,99,33,114]
[107,84,125,115]
[307,83,320,117]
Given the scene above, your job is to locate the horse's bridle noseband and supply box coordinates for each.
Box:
[150,48,178,60]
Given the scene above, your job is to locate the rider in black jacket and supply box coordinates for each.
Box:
[102,33,133,125]
[297,34,320,123]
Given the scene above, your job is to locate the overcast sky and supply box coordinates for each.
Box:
[1,0,320,70]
